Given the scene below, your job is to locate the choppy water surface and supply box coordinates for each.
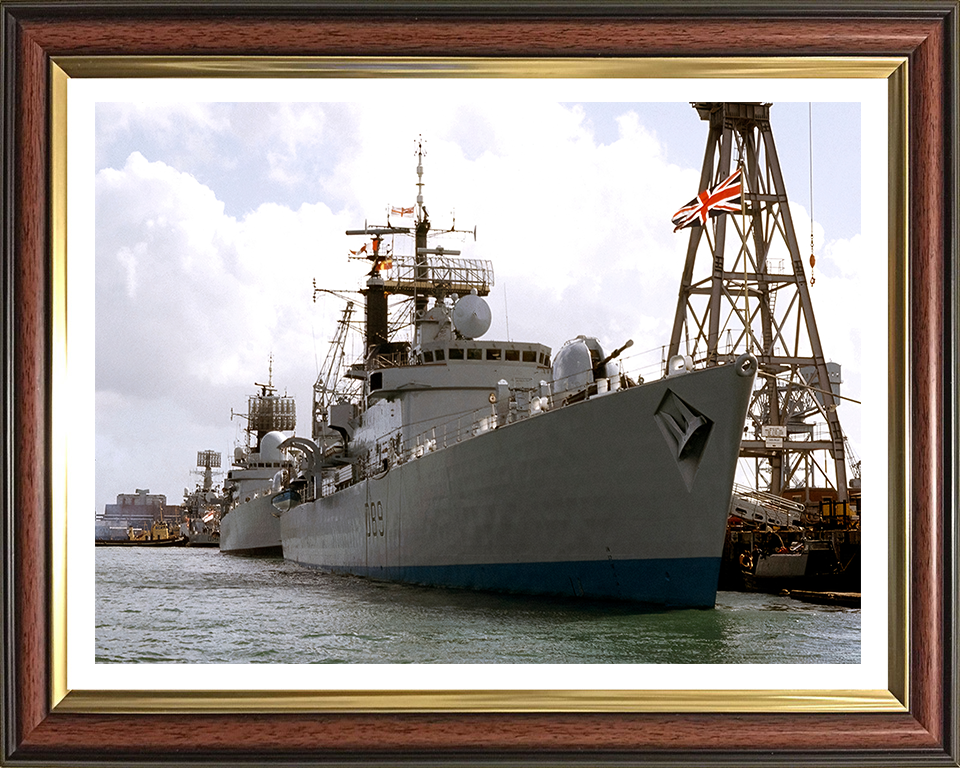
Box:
[96,547,859,664]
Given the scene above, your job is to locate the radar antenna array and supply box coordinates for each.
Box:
[194,450,222,492]
[339,137,493,367]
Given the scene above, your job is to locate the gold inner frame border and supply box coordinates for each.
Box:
[49,55,908,715]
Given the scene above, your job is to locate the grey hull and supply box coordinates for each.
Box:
[219,495,282,556]
[281,362,754,607]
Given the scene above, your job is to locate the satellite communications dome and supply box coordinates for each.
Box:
[452,292,491,339]
[259,431,286,461]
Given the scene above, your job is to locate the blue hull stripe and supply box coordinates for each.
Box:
[298,557,722,608]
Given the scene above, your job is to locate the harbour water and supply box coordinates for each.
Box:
[96,547,860,665]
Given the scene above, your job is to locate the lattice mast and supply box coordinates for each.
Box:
[195,450,221,492]
[345,137,493,367]
[667,102,847,502]
[246,356,296,450]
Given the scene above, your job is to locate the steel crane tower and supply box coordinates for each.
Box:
[668,102,848,503]
[312,300,357,442]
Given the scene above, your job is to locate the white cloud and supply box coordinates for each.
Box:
[94,99,863,511]
[99,101,229,139]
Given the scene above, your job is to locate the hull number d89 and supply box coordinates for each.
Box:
[365,501,384,537]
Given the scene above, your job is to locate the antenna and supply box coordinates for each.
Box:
[415,135,426,223]
[808,102,816,286]
[339,138,491,366]
[254,353,276,395]
[503,281,510,341]
[195,450,222,492]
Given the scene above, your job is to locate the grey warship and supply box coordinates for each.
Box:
[219,367,296,556]
[273,141,757,607]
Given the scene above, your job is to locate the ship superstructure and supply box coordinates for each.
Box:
[180,450,224,547]
[219,362,296,556]
[267,140,757,607]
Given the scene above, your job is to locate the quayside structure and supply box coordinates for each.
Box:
[668,101,850,506]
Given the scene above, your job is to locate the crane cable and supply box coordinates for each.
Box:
[809,103,816,286]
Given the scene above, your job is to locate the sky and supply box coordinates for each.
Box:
[91,86,868,514]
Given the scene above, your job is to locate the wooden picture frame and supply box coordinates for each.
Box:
[2,2,957,765]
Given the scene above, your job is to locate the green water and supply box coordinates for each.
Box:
[96,547,859,664]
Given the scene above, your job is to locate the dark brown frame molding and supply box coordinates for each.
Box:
[2,2,958,765]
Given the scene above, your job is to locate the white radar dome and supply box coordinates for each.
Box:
[258,431,286,461]
[452,293,491,339]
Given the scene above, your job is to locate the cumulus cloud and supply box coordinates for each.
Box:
[93,98,864,511]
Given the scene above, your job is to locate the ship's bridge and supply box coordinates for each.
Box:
[351,338,554,467]
[415,340,551,367]
[367,340,551,395]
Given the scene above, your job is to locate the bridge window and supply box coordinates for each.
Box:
[522,350,537,363]
[435,349,445,362]
[505,350,520,362]
[423,351,434,363]
[449,348,464,360]
[486,348,501,361]
[467,348,482,361]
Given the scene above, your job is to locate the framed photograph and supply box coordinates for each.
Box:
[2,2,957,765]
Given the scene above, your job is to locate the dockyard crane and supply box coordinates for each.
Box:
[312,300,357,443]
[668,102,849,505]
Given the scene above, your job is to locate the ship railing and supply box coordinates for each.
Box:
[545,345,665,397]
[548,369,627,405]
[393,406,501,466]
[729,483,805,528]
[384,353,667,473]
[345,347,677,483]
[732,483,805,514]
[383,253,494,295]
[368,351,409,370]
[382,371,632,475]
[319,464,354,496]
[349,392,538,482]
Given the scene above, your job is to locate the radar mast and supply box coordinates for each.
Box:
[343,137,493,370]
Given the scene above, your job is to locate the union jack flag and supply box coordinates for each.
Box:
[671,167,743,232]
[390,205,415,218]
